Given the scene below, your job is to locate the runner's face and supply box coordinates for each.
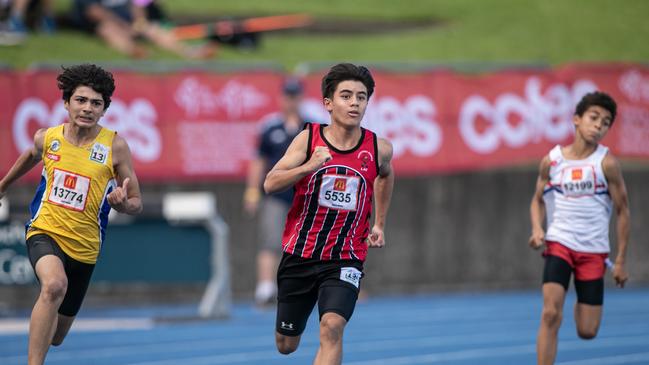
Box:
[573,105,612,144]
[324,80,368,128]
[64,86,106,129]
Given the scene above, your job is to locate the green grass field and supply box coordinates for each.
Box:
[3,0,649,70]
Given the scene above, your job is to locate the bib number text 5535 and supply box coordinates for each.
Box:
[318,174,360,211]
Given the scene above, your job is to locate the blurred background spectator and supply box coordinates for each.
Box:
[0,0,55,45]
[244,78,306,307]
[70,0,214,59]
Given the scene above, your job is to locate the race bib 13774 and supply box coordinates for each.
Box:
[47,169,91,212]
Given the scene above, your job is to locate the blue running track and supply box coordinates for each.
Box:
[1,288,648,364]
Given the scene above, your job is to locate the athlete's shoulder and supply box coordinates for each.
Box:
[377,137,393,160]
[48,124,63,132]
[539,153,552,165]
[111,134,131,154]
[536,154,553,180]
[292,128,310,144]
[33,127,50,152]
[40,124,62,139]
[100,125,117,135]
[548,144,563,160]
[595,143,610,157]
[601,149,621,174]
[308,121,326,130]
[34,127,49,140]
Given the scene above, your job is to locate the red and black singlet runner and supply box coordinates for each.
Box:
[281,123,379,261]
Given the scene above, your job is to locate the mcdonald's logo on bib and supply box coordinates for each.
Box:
[571,168,583,180]
[334,178,347,191]
[64,175,78,189]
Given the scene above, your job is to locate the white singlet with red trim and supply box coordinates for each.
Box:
[543,144,613,253]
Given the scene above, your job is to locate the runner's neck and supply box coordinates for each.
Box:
[322,124,362,151]
[63,123,101,147]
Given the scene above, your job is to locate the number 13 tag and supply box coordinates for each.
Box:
[318,175,360,211]
[90,143,109,164]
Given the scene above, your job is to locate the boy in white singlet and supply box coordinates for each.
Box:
[529,91,630,365]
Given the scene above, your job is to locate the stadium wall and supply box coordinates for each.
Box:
[3,167,648,310]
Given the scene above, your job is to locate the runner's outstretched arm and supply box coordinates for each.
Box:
[529,156,551,250]
[603,154,630,287]
[0,129,45,203]
[368,138,393,248]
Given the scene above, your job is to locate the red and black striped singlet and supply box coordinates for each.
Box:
[281,123,379,262]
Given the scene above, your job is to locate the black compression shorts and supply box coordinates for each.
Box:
[26,234,95,316]
[543,254,604,305]
[275,252,363,336]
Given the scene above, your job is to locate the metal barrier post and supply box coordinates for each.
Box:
[162,192,231,318]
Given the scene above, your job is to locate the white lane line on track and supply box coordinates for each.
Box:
[556,352,649,365]
[0,318,153,335]
[343,336,649,365]
[76,334,649,365]
[3,319,648,364]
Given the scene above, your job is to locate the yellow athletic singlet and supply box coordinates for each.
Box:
[26,124,117,264]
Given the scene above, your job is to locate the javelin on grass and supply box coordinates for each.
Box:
[172,14,314,41]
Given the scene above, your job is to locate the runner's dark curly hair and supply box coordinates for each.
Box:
[575,91,617,126]
[57,64,115,110]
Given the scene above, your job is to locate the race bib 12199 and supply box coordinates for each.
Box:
[560,165,596,197]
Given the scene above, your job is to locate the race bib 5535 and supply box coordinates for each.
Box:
[318,174,360,211]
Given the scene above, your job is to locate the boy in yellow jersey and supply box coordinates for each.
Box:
[0,64,142,365]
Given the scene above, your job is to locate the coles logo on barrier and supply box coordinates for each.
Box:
[2,64,649,181]
[459,77,598,154]
[302,75,599,161]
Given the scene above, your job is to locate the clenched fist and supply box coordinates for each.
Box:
[366,225,385,248]
[306,146,332,172]
[528,228,545,250]
[613,261,628,288]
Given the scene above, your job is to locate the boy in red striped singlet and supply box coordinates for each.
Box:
[264,63,394,365]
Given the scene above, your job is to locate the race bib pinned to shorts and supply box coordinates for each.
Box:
[318,174,360,211]
[340,267,362,288]
[48,169,91,212]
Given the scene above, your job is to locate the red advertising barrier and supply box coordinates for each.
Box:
[1,64,648,183]
[1,70,286,182]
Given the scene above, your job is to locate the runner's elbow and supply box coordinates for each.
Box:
[263,180,275,195]
[131,201,143,215]
[119,199,142,215]
[263,173,277,194]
